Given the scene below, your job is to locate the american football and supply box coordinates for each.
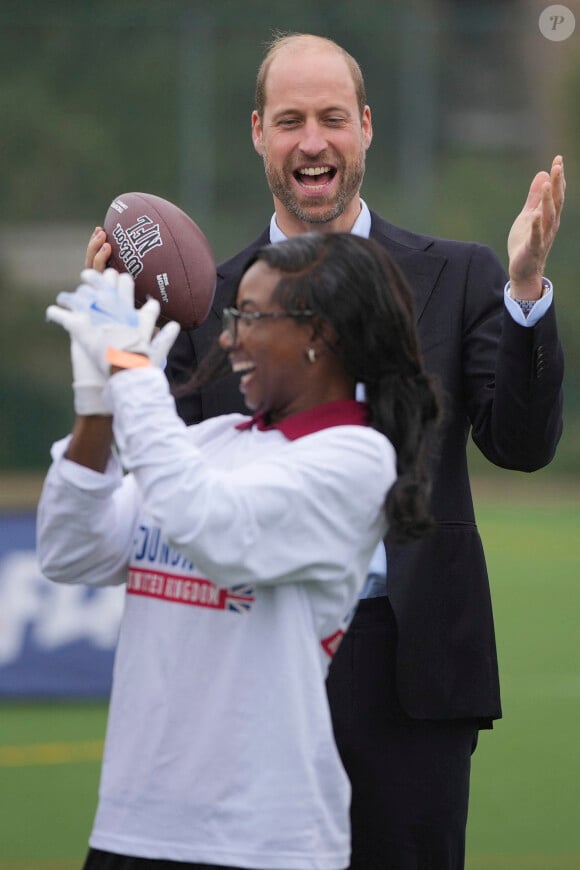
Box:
[103,191,216,329]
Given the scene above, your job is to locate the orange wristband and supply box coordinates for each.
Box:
[105,348,152,369]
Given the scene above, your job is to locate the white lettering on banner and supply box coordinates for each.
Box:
[0,551,124,666]
[127,568,254,613]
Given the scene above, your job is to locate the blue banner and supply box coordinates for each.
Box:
[0,512,124,697]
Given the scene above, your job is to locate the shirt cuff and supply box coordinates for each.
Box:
[504,278,553,327]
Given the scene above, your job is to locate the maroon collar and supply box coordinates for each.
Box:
[235,399,369,441]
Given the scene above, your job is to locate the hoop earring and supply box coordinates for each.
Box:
[307,347,317,364]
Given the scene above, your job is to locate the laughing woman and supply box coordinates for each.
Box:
[37,232,440,870]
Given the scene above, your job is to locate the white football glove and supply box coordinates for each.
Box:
[56,268,139,330]
[47,269,180,413]
[68,338,110,416]
[51,269,136,415]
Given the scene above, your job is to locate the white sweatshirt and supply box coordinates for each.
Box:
[37,367,395,870]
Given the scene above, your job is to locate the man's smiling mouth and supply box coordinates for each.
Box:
[295,166,336,187]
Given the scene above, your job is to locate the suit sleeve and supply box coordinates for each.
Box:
[462,244,564,471]
[164,329,203,425]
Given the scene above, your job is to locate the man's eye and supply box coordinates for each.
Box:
[279,118,300,128]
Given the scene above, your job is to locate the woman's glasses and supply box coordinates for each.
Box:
[222,307,314,344]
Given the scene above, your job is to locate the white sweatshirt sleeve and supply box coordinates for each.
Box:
[37,436,139,587]
[106,368,393,588]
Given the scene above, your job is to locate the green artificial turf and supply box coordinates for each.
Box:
[0,702,107,868]
[466,494,580,869]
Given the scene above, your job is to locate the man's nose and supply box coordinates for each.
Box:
[299,121,328,156]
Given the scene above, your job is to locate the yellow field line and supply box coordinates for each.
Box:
[0,739,104,767]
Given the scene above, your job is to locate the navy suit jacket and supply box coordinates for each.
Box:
[166,212,564,720]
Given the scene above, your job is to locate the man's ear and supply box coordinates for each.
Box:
[362,105,373,151]
[251,110,264,156]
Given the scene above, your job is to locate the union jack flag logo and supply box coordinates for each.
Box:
[225,584,255,613]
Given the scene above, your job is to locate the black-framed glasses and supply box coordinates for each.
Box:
[222,307,315,344]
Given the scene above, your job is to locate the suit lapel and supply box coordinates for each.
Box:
[370,214,447,323]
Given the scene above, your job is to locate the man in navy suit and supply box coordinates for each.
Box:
[89,32,565,870]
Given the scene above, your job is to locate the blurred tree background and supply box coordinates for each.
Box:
[0,0,578,476]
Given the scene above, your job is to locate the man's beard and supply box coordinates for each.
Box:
[263,150,366,225]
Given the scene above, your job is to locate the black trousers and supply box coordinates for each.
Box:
[326,597,480,870]
[83,851,250,870]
